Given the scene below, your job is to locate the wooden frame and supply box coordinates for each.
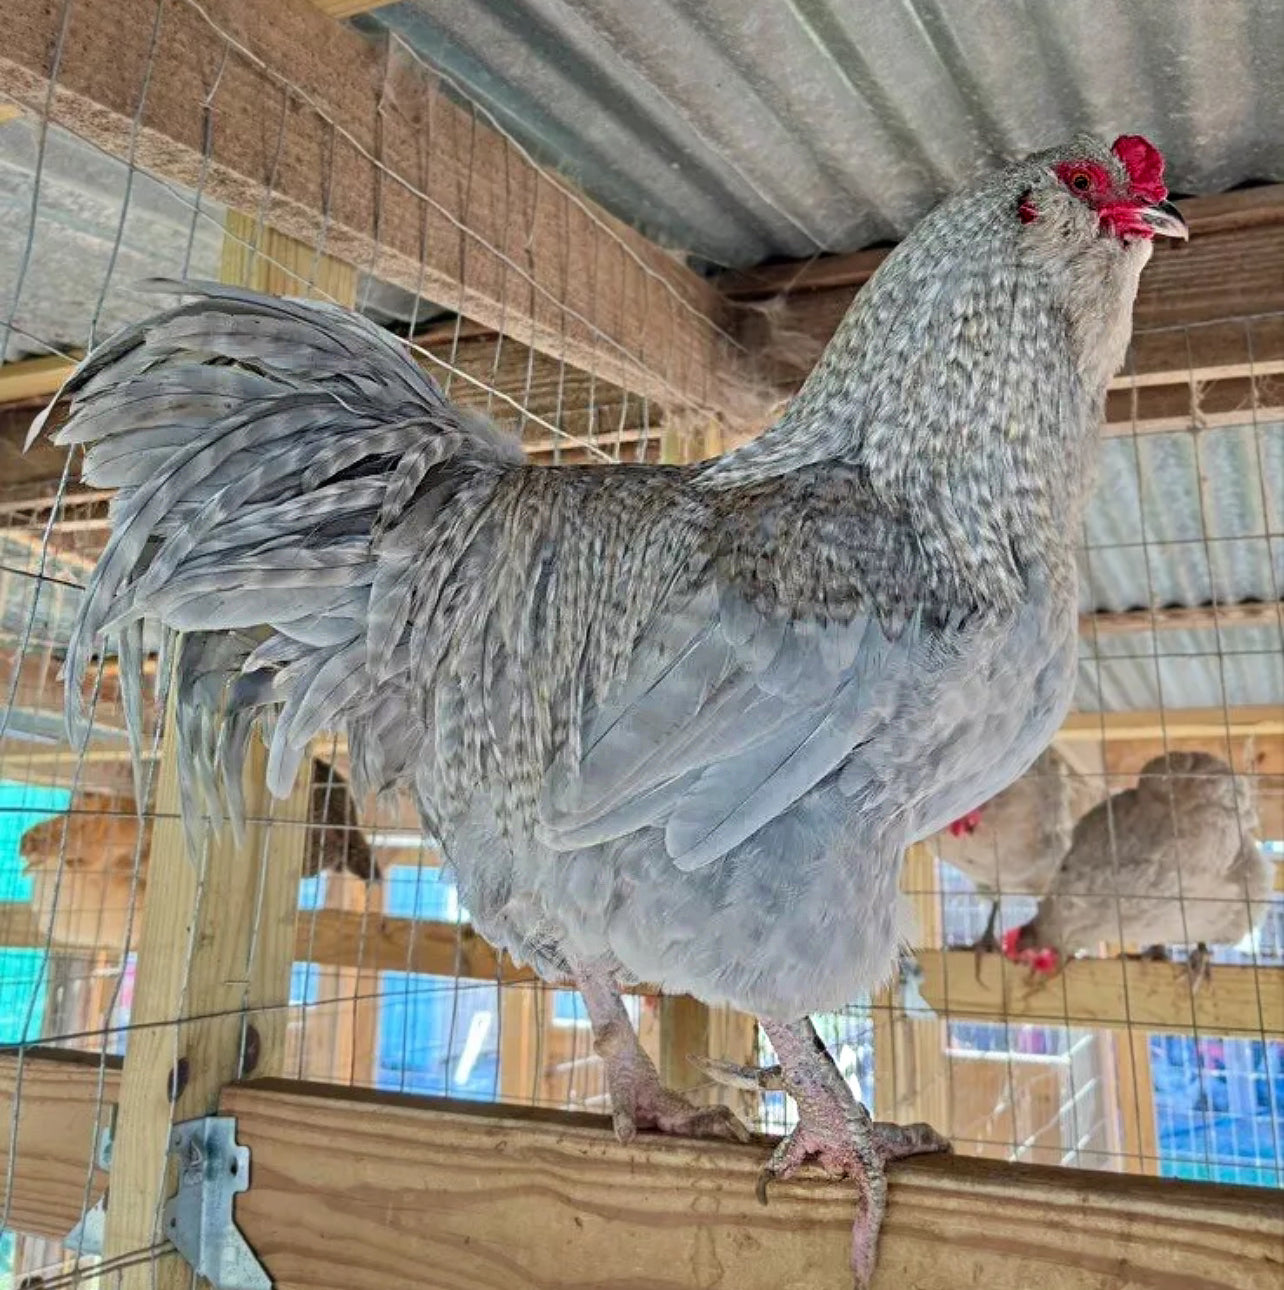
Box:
[915,951,1284,1041]
[2,1050,1281,1290]
[3,0,739,420]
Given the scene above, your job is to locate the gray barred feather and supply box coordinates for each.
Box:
[35,136,1164,1019]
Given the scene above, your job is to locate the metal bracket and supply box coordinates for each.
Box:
[898,953,937,1019]
[64,1105,115,1258]
[162,1116,271,1290]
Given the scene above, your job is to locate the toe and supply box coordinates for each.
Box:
[872,1119,951,1162]
[612,1108,637,1145]
[688,1105,752,1144]
[849,1218,878,1290]
[690,1055,787,1093]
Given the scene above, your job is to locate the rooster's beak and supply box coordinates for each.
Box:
[1141,199,1189,240]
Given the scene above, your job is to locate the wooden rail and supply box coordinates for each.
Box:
[12,903,1280,1040]
[1058,706,1284,742]
[1,1050,1280,1290]
[915,950,1284,1041]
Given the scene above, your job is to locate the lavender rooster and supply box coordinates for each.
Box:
[33,132,1186,1285]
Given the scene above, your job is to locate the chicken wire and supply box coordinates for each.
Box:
[0,1,1282,1284]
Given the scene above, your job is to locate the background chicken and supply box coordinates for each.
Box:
[34,132,1186,1287]
[1002,750,1276,984]
[21,759,374,947]
[938,745,1103,896]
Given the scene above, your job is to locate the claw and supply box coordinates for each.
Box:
[612,1108,637,1145]
[755,1130,813,1205]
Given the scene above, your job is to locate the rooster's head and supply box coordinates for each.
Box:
[1014,134,1187,245]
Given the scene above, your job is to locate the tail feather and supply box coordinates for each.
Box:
[33,280,520,848]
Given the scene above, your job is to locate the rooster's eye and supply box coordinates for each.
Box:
[1069,172,1091,192]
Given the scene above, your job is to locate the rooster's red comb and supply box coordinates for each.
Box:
[1001,926,1022,958]
[1111,135,1168,204]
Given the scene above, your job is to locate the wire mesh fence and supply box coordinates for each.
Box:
[0,0,1281,1283]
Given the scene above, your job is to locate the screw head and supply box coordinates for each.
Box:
[166,1057,190,1103]
[240,1025,262,1077]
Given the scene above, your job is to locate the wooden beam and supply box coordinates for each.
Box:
[99,694,309,1285]
[4,1052,1281,1289]
[0,1048,121,1238]
[17,903,1284,1032]
[916,950,1284,1041]
[875,845,950,1131]
[721,187,1284,408]
[0,354,78,406]
[1059,706,1284,742]
[225,1078,1284,1290]
[1081,602,1283,637]
[309,0,388,15]
[294,907,529,983]
[4,0,737,420]
[222,209,358,301]
[1111,1030,1159,1177]
[719,186,1284,303]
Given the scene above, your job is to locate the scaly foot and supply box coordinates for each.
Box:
[575,964,749,1145]
[593,1014,750,1144]
[705,1020,950,1289]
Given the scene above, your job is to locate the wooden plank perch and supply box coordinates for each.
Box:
[915,950,1284,1041]
[1058,706,1284,742]
[3,0,739,421]
[2,1050,1281,1290]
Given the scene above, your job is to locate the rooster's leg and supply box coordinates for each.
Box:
[575,965,750,1144]
[1187,942,1212,992]
[754,1017,950,1289]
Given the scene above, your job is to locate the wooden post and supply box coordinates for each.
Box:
[658,995,709,1096]
[1111,1030,1160,1177]
[99,715,312,1288]
[99,215,345,1286]
[498,983,544,1106]
[874,844,950,1133]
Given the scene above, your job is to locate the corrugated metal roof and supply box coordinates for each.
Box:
[1,20,1280,718]
[362,0,1284,269]
[1075,633,1284,712]
[1079,423,1284,612]
[1075,421,1284,710]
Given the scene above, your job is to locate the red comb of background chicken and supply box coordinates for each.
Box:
[1002,926,1060,973]
[1111,135,1167,205]
[947,808,983,837]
